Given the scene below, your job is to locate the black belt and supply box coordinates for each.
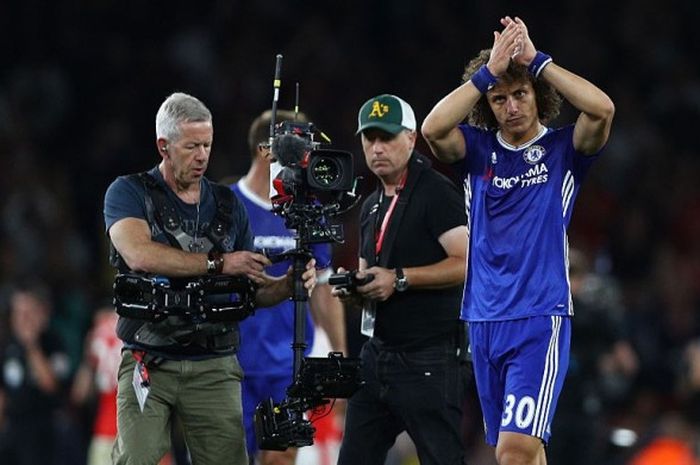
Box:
[183,329,240,352]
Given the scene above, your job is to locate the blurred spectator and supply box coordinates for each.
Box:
[624,339,700,465]
[71,305,184,465]
[71,305,121,465]
[548,248,639,465]
[682,339,700,428]
[0,282,70,465]
[626,411,700,465]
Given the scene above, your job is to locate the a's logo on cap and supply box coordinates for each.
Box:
[369,101,389,118]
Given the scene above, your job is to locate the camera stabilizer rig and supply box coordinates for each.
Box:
[255,351,363,450]
[113,273,257,322]
[254,54,364,451]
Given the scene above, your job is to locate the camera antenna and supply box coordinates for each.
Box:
[294,82,300,121]
[269,54,283,148]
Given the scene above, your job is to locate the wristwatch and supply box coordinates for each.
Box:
[394,267,409,292]
[207,250,224,274]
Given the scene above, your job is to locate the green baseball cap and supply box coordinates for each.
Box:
[356,94,416,135]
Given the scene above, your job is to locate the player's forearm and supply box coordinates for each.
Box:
[540,63,615,122]
[422,84,480,163]
[255,274,292,308]
[324,320,347,355]
[423,83,479,138]
[310,285,347,354]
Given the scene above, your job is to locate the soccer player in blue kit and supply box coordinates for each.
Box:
[422,16,615,465]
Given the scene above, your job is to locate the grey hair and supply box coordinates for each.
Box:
[155,92,212,142]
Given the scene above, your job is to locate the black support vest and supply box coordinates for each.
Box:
[110,172,242,354]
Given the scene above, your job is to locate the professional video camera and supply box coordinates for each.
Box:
[113,273,257,322]
[268,120,360,244]
[254,55,363,451]
[272,121,354,193]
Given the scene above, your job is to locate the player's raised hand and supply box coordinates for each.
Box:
[487,18,522,76]
[502,16,536,66]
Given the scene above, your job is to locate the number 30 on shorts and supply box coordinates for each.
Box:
[501,394,536,428]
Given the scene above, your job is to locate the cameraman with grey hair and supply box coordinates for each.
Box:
[104,92,316,465]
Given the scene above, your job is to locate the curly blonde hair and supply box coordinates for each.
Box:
[462,49,562,129]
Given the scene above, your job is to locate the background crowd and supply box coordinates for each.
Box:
[1,0,699,464]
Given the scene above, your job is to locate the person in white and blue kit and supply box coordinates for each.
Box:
[422,16,615,465]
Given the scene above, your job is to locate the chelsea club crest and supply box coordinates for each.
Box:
[523,145,546,164]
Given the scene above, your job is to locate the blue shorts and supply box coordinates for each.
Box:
[241,372,290,456]
[469,315,570,446]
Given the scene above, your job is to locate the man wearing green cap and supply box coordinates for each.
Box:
[333,94,471,465]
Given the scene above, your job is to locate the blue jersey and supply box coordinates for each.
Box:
[459,124,599,321]
[232,181,331,376]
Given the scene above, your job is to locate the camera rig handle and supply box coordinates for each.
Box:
[113,273,257,322]
[269,247,314,380]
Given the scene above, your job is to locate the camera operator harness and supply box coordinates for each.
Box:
[110,172,257,353]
